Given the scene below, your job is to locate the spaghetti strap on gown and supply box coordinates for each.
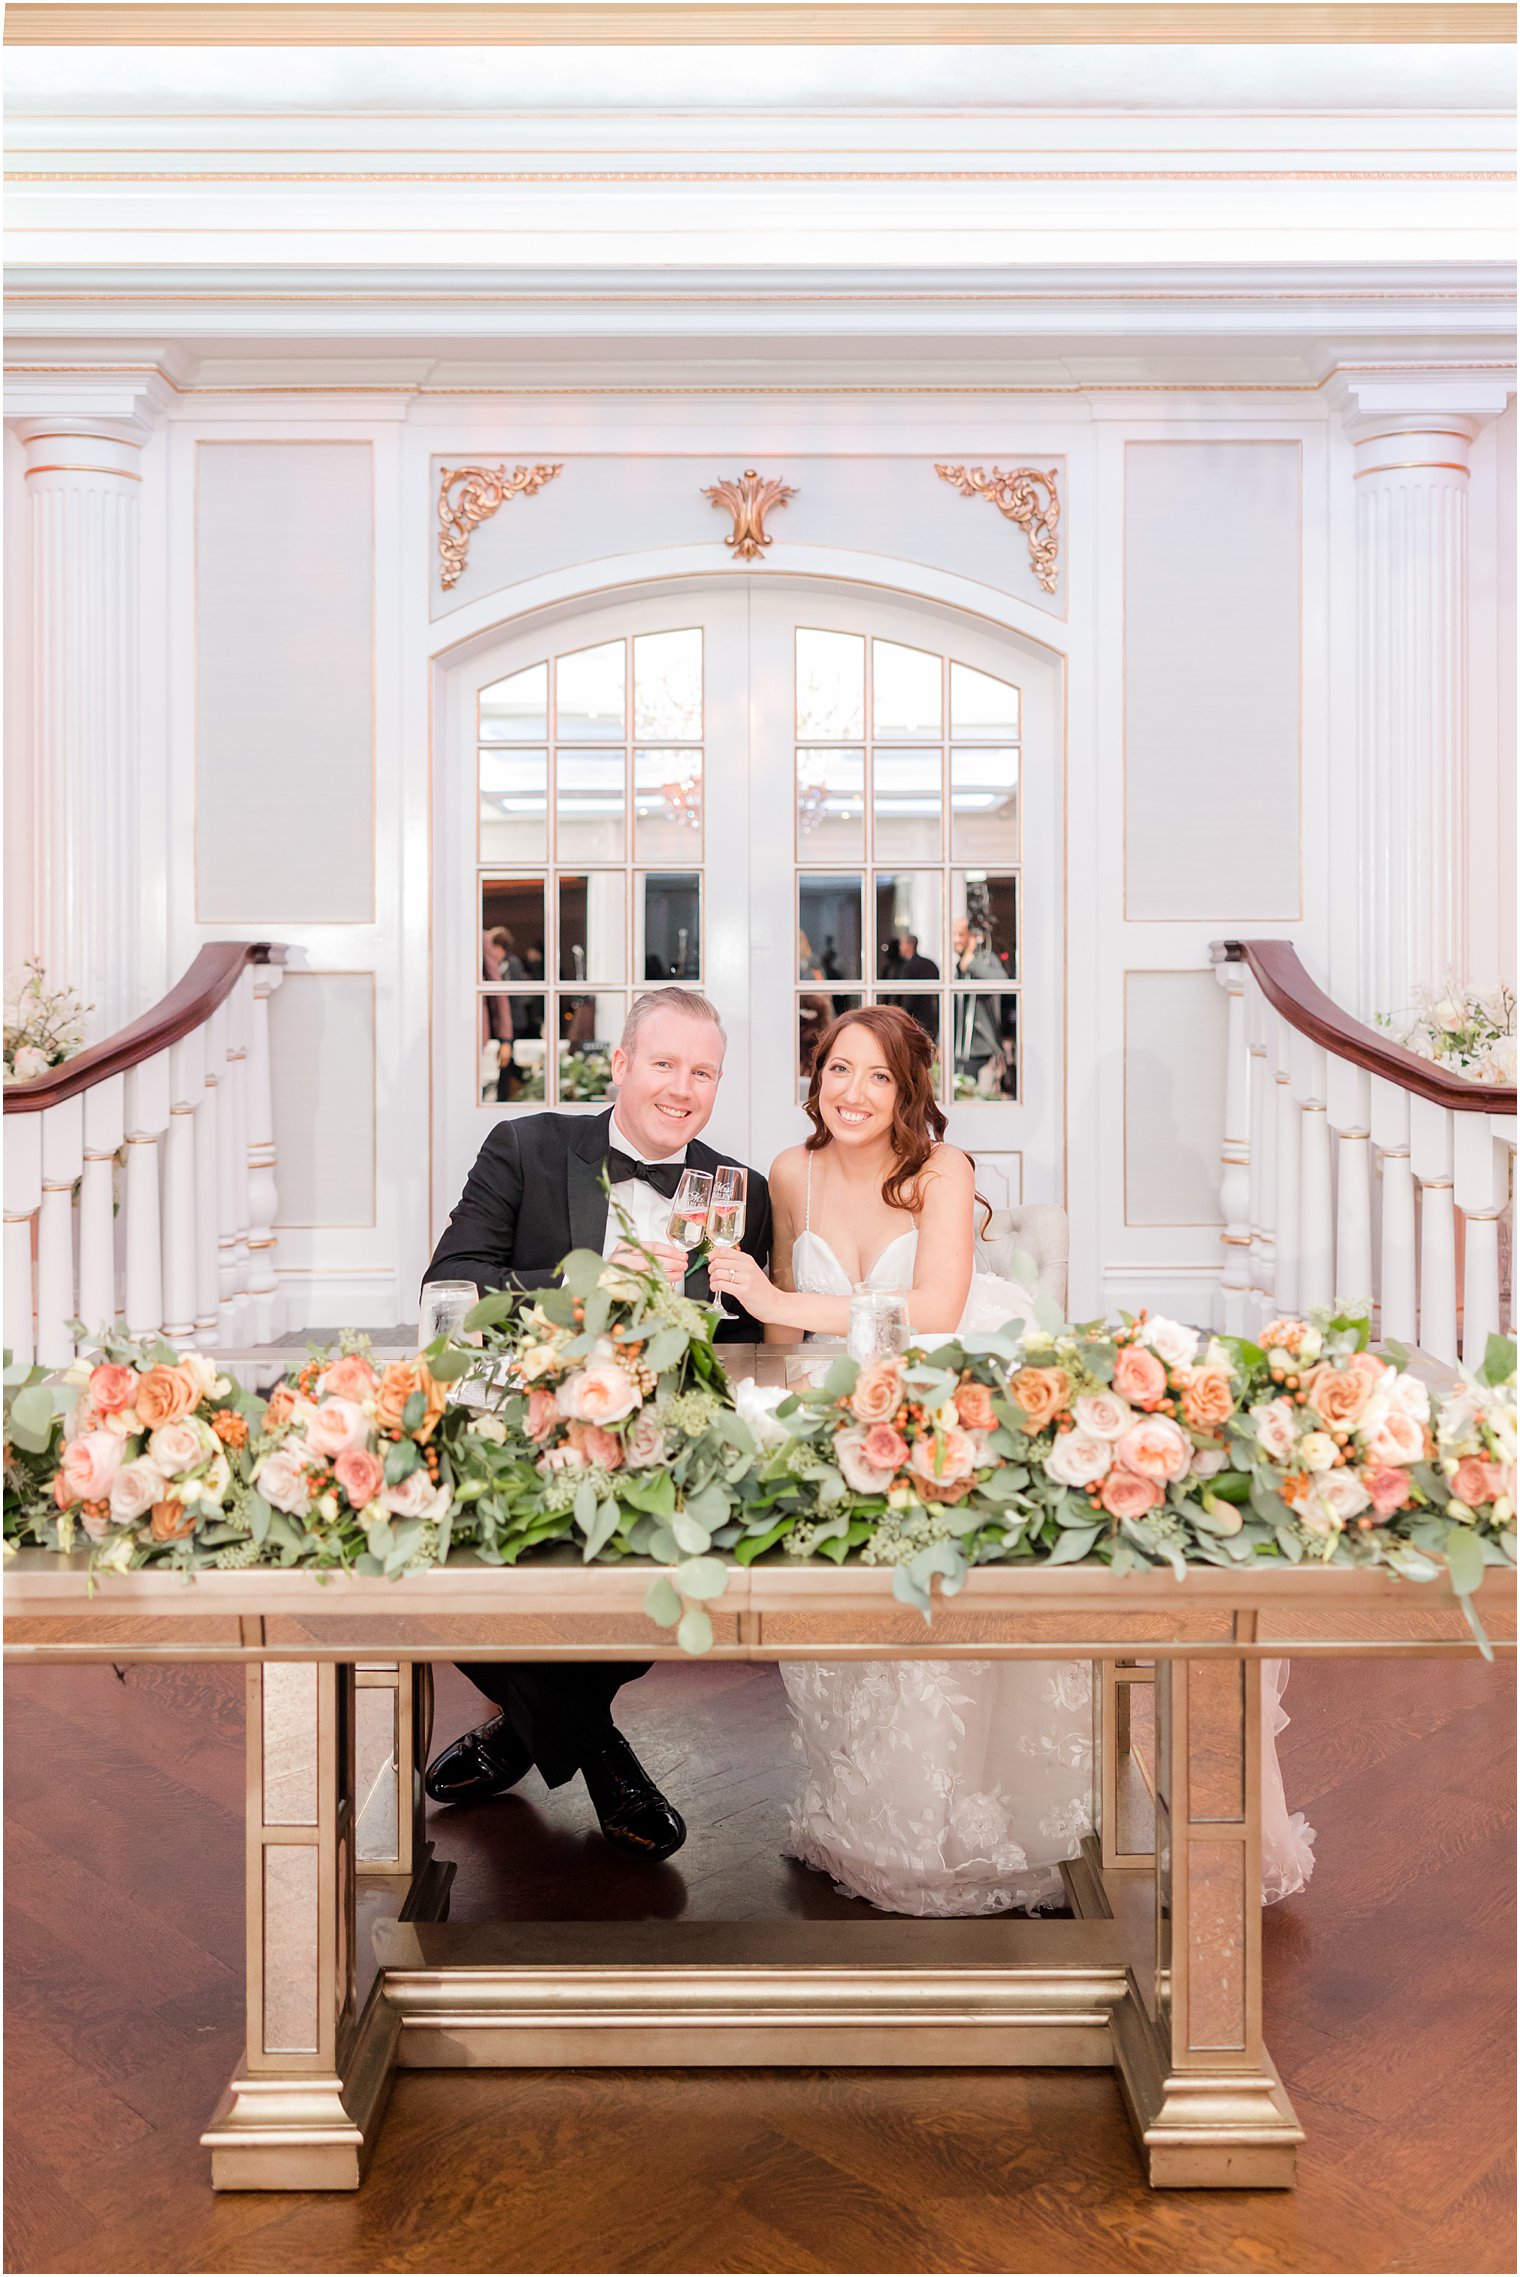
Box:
[779,1161,1317,1917]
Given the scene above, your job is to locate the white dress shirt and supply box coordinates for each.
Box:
[600,1110,689,1259]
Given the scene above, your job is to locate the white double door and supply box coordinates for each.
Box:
[437,575,1062,1231]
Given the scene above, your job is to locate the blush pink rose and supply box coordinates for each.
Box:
[109,1457,166,1523]
[60,1430,124,1505]
[1451,1455,1495,1509]
[1364,1410,1424,1467]
[379,1467,450,1521]
[88,1362,138,1415]
[1364,1465,1413,1517]
[1113,1414,1193,1485]
[334,1447,384,1508]
[623,1411,668,1470]
[319,1352,380,1403]
[147,1420,204,1476]
[526,1386,561,1442]
[835,1426,896,1497]
[1112,1343,1168,1409]
[570,1421,625,1471]
[1101,1468,1162,1521]
[1073,1391,1132,1442]
[861,1423,909,1473]
[304,1397,368,1459]
[909,1425,978,1492]
[256,1445,314,1517]
[851,1358,906,1427]
[1044,1428,1112,1489]
[557,1362,639,1427]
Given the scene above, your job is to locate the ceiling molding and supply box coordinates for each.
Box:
[5,3,1516,45]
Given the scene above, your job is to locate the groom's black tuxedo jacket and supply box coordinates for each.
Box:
[423,1108,773,1344]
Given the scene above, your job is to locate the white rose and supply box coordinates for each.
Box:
[1387,1371,1432,1425]
[1044,1428,1112,1489]
[466,1413,509,1443]
[1190,1445,1229,1479]
[1316,1468,1371,1522]
[514,1342,561,1385]
[734,1379,791,1452]
[148,1418,209,1476]
[1073,1392,1132,1442]
[1251,1399,1296,1464]
[379,1467,451,1522]
[623,1410,669,1470]
[1364,1410,1425,1467]
[109,1457,165,1522]
[1299,1432,1338,1473]
[836,1426,897,1498]
[1139,1316,1198,1370]
[1436,1385,1483,1447]
[196,1449,232,1506]
[10,1043,50,1081]
[1297,1327,1323,1362]
[177,1351,225,1404]
[256,1445,313,1517]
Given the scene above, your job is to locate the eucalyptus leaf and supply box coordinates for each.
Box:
[642,1327,688,1372]
[674,1555,729,1601]
[1441,1523,1487,1599]
[384,1437,420,1485]
[581,1499,621,1561]
[670,1512,712,1556]
[573,1477,599,1536]
[643,1573,682,1626]
[1045,1525,1101,1567]
[1483,1332,1517,1387]
[676,1605,714,1656]
[645,1524,679,1565]
[823,1357,859,1400]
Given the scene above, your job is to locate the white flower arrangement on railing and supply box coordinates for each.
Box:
[1377,978,1517,1085]
[3,956,90,1084]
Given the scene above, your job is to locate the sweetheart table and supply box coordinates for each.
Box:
[6,1346,1515,2194]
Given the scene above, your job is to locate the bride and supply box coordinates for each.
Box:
[708,1004,1315,1918]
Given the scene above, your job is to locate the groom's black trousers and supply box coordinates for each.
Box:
[455,1660,651,1787]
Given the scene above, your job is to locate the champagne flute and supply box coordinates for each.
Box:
[666,1168,713,1258]
[707,1165,748,1320]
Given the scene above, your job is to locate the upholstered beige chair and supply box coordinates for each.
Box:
[978,1203,1070,1312]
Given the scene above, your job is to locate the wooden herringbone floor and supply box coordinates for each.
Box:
[4,1653,1514,2275]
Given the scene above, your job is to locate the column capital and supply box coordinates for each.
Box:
[1327,366,1514,448]
[4,361,176,440]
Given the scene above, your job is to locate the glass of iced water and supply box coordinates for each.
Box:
[848,1286,911,1365]
[418,1280,480,1352]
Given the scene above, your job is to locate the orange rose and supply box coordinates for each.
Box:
[954,1381,998,1433]
[850,1357,905,1426]
[134,1364,199,1429]
[1112,1343,1168,1409]
[374,1360,448,1442]
[1008,1367,1069,1436]
[1303,1363,1371,1431]
[150,1498,197,1542]
[320,1352,380,1403]
[262,1381,299,1431]
[1179,1366,1234,1433]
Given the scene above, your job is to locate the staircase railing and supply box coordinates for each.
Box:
[4,944,287,1365]
[1212,941,1517,1366]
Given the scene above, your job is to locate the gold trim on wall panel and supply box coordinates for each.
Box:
[1121,437,1304,927]
[5,3,1513,40]
[1121,968,1232,1231]
[11,168,1515,183]
[194,438,377,928]
[270,970,379,1231]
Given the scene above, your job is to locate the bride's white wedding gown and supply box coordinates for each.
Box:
[780,1193,1317,1917]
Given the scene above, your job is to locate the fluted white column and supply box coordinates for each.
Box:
[14,418,145,1037]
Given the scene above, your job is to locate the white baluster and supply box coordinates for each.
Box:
[77,1073,125,1345]
[1248,978,1278,1321]
[1327,1056,1373,1317]
[1272,1013,1300,1318]
[1454,1114,1508,1367]
[1410,1095,1457,1366]
[216,1001,243,1338]
[246,963,283,1343]
[230,974,253,1310]
[195,1007,224,1343]
[4,1113,43,1366]
[162,1031,203,1343]
[1294,1034,1333,1315]
[123,1051,171,1342]
[1215,961,1251,1332]
[36,1096,85,1368]
[1370,1077,1416,1345]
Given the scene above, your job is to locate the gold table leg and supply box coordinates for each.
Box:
[203,1653,453,2190]
[1108,1653,1304,2188]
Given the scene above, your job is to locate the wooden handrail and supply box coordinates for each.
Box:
[3,943,286,1116]
[1212,940,1517,1116]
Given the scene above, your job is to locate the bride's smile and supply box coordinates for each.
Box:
[818,1030,899,1152]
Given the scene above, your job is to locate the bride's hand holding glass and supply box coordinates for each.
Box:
[705,1246,784,1324]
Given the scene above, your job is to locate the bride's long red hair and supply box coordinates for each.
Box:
[803,1004,988,1224]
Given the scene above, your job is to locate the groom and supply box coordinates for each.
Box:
[421,988,771,1863]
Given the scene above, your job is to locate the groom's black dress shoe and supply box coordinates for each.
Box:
[424,1715,533,1805]
[581,1731,687,1861]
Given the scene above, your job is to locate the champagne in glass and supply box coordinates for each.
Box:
[667,1168,713,1254]
[708,1164,748,1252]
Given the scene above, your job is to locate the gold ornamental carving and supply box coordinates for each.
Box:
[437,460,563,589]
[935,462,1061,593]
[702,467,797,562]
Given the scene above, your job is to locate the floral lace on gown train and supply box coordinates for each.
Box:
[779,1160,1316,1916]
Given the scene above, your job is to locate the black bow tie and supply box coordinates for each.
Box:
[606,1148,686,1200]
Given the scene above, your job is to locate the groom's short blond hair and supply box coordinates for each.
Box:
[618,988,727,1060]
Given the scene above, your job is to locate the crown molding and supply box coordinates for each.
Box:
[4,2,1515,44]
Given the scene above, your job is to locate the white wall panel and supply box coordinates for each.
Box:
[1124,440,1300,922]
[270,972,376,1228]
[196,441,373,924]
[1124,971,1228,1228]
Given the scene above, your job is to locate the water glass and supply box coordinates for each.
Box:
[848,1286,911,1364]
[418,1280,480,1351]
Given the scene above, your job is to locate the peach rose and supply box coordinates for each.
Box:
[334,1447,384,1508]
[1073,1391,1133,1442]
[150,1499,197,1543]
[1303,1362,1373,1432]
[305,1397,369,1459]
[109,1457,166,1522]
[1451,1455,1494,1509]
[623,1411,669,1470]
[1008,1366,1070,1435]
[1364,1410,1424,1468]
[909,1425,978,1492]
[262,1381,299,1431]
[851,1358,905,1427]
[319,1353,379,1403]
[1179,1366,1234,1434]
[1364,1465,1413,1517]
[557,1361,639,1428]
[862,1422,910,1472]
[52,1471,75,1512]
[1044,1429,1112,1489]
[88,1362,138,1416]
[570,1420,625,1472]
[60,1430,124,1506]
[835,1426,896,1497]
[374,1360,448,1442]
[1101,1467,1163,1521]
[1113,1415,1193,1485]
[953,1381,997,1433]
[1112,1344,1168,1409]
[526,1386,561,1442]
[135,1364,200,1430]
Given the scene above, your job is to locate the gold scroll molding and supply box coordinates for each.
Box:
[437,461,562,591]
[935,462,1061,594]
[702,468,797,564]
